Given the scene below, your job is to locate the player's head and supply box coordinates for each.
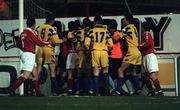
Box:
[123,14,134,25]
[74,20,81,30]
[53,20,62,33]
[83,18,91,28]
[93,16,103,25]
[46,14,55,25]
[143,22,151,31]
[26,17,36,29]
[68,21,75,31]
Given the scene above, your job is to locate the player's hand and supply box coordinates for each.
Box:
[44,41,50,45]
[47,40,55,45]
[62,37,67,42]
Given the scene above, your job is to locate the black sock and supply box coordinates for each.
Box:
[50,77,58,94]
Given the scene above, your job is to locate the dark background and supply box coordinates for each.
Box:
[1,0,180,19]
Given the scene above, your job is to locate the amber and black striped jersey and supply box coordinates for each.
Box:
[74,28,85,42]
[122,24,139,52]
[36,24,63,48]
[84,24,113,51]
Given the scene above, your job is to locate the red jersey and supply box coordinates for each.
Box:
[20,28,48,53]
[140,31,155,55]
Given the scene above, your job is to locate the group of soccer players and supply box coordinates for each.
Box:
[9,13,164,96]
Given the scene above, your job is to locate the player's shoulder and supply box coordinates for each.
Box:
[39,24,54,29]
[67,31,74,38]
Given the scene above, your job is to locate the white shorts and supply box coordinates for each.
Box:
[66,53,79,69]
[20,52,36,72]
[142,53,159,73]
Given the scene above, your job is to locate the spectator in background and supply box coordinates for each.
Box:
[0,0,11,19]
[140,22,164,96]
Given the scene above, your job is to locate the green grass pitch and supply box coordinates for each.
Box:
[0,96,180,110]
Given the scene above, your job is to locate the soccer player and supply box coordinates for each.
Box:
[84,16,113,96]
[65,21,79,95]
[108,19,125,94]
[140,22,164,96]
[116,14,142,95]
[74,18,92,95]
[9,18,50,96]
[52,20,66,94]
[36,15,65,96]
[108,19,124,80]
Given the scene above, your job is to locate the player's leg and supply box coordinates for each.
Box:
[48,63,59,96]
[36,47,44,78]
[130,65,142,95]
[44,47,59,96]
[141,72,155,96]
[56,53,66,94]
[71,53,79,95]
[150,72,164,96]
[9,52,34,94]
[66,53,74,95]
[101,51,110,95]
[91,51,101,96]
[9,70,31,94]
[84,51,93,95]
[141,54,155,95]
[31,66,42,96]
[108,58,123,95]
[116,62,131,94]
[147,53,163,96]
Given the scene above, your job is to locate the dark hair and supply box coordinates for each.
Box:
[53,20,62,33]
[26,17,35,27]
[46,14,55,23]
[124,14,134,24]
[143,22,151,31]
[94,16,103,24]
[68,21,75,31]
[83,18,91,27]
[74,20,81,29]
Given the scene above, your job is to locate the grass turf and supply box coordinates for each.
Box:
[0,96,180,110]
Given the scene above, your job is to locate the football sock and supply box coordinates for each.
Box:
[75,75,81,92]
[10,76,26,92]
[88,76,93,92]
[116,76,125,93]
[56,74,62,92]
[68,78,73,91]
[142,76,153,91]
[109,76,115,90]
[152,79,162,91]
[131,76,141,92]
[93,76,99,94]
[32,80,41,96]
[83,76,89,91]
[24,79,33,95]
[103,73,109,90]
[50,77,58,94]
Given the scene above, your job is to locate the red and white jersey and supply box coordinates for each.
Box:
[140,31,155,55]
[20,28,48,53]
